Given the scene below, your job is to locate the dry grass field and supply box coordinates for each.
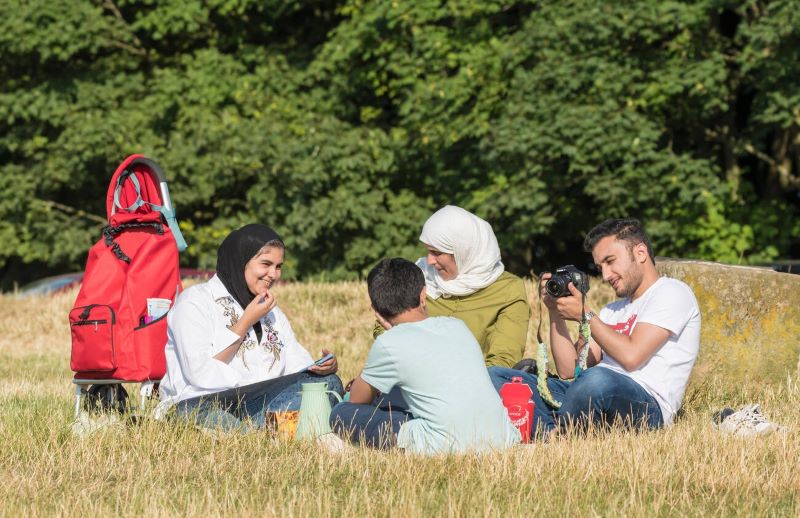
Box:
[1,279,798,517]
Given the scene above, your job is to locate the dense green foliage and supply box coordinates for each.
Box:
[1,0,798,286]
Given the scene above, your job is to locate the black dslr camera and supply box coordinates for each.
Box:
[545,265,589,298]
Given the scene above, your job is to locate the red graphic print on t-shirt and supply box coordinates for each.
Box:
[611,314,637,336]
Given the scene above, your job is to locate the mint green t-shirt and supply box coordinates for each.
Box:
[373,271,530,368]
[361,316,521,455]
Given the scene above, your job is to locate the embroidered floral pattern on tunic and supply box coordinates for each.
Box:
[261,319,285,369]
[215,296,284,370]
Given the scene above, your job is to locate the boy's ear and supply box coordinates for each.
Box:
[419,286,427,307]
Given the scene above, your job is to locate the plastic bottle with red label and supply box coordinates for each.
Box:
[500,376,535,443]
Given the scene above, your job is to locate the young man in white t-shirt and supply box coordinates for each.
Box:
[330,258,520,454]
[490,218,701,437]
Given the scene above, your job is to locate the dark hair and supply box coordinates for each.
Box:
[583,218,655,264]
[367,258,426,319]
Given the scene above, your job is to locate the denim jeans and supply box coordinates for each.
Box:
[175,372,343,432]
[329,401,413,449]
[488,366,663,439]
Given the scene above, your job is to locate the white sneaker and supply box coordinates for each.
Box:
[712,404,788,437]
[316,432,352,453]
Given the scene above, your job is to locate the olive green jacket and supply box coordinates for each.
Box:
[373,271,530,368]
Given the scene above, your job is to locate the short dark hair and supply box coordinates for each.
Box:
[367,258,425,319]
[583,218,655,263]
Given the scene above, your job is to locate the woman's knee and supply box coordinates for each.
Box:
[320,373,344,394]
[300,371,343,393]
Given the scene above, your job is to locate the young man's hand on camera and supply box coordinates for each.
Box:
[551,282,594,322]
[541,273,590,321]
[539,273,559,312]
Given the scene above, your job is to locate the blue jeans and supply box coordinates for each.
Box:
[329,401,413,449]
[330,386,412,449]
[488,366,663,439]
[175,372,343,432]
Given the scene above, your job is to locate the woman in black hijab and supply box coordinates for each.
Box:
[158,224,342,432]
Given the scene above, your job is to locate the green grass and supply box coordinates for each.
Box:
[0,282,798,517]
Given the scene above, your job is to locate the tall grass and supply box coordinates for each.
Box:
[0,281,797,517]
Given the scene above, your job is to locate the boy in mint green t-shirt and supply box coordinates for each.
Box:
[330,258,520,454]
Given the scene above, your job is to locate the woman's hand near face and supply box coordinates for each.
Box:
[245,289,277,322]
[216,290,277,363]
[229,289,277,338]
[308,348,338,375]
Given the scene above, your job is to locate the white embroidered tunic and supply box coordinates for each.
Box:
[157,274,314,410]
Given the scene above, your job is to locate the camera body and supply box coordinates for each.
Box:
[545,265,589,298]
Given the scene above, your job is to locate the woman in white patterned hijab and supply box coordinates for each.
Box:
[416,205,505,299]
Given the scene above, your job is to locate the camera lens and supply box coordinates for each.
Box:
[545,278,565,297]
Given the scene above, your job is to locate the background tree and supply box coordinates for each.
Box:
[1,0,797,288]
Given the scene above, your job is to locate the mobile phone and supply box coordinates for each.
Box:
[305,353,334,371]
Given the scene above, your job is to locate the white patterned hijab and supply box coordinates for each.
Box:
[416,205,505,299]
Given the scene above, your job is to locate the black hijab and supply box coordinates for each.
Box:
[216,224,283,342]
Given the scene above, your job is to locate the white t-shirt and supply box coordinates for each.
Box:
[597,277,701,425]
[157,275,313,411]
[361,316,520,455]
